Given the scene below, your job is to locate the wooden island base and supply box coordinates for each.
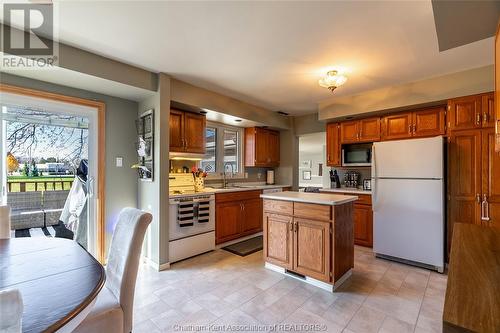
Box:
[260,192,357,292]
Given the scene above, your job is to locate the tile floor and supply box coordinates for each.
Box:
[133,246,447,333]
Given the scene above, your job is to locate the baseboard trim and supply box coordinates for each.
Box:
[142,256,170,271]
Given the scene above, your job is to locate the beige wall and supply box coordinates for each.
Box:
[170,79,290,130]
[294,113,326,136]
[319,65,494,121]
[138,73,171,268]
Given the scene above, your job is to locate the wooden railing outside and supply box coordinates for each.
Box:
[7,180,74,192]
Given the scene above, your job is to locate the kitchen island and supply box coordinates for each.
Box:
[260,191,357,291]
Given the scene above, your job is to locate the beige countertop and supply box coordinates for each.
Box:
[260,191,358,206]
[169,184,291,198]
[320,187,372,195]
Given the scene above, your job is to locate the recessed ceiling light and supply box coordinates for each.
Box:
[234,119,242,123]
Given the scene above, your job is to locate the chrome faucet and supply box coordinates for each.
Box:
[222,162,235,188]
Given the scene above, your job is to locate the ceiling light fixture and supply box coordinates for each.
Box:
[318,70,347,92]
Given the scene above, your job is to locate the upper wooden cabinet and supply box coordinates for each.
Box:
[447,93,494,131]
[326,123,341,167]
[382,107,445,140]
[481,129,500,229]
[340,117,381,143]
[244,127,280,167]
[481,93,495,128]
[169,109,206,154]
[382,112,413,140]
[359,118,382,142]
[413,107,446,137]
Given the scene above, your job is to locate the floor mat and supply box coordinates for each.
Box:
[222,236,263,256]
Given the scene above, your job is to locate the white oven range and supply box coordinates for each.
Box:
[168,193,215,263]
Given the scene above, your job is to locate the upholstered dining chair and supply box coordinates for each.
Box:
[0,204,11,239]
[0,289,24,333]
[74,208,152,333]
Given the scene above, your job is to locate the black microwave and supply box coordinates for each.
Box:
[342,143,372,167]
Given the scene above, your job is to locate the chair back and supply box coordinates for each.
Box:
[0,289,23,333]
[0,205,11,239]
[105,208,152,333]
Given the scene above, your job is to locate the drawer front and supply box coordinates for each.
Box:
[337,192,372,205]
[293,202,331,222]
[263,199,293,215]
[216,190,262,203]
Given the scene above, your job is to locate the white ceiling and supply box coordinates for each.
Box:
[4,1,495,115]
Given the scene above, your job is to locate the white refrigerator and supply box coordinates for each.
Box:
[372,136,444,272]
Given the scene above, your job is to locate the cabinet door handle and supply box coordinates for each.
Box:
[413,124,417,133]
[476,113,481,126]
[483,112,488,125]
[408,125,412,134]
[289,222,293,231]
[476,193,481,204]
[481,194,490,221]
[294,221,298,232]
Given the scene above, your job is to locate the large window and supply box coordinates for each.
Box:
[201,122,243,177]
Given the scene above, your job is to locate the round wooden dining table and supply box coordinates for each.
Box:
[0,237,105,333]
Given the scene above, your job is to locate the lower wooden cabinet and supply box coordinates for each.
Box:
[216,201,242,244]
[263,199,354,284]
[263,213,293,269]
[332,192,373,247]
[264,212,331,282]
[353,203,373,247]
[293,218,331,282]
[215,190,263,244]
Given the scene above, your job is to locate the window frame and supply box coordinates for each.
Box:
[203,121,244,179]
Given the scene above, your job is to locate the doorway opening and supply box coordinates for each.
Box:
[0,85,105,262]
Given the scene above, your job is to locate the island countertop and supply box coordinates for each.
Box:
[260,191,358,205]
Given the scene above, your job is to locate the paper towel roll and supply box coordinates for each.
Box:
[0,205,11,239]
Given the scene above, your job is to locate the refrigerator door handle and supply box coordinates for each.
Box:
[372,145,378,211]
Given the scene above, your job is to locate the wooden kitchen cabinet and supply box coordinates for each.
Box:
[353,203,373,247]
[382,107,445,140]
[496,25,500,152]
[340,121,359,143]
[382,112,413,140]
[481,129,500,228]
[359,117,381,142]
[169,109,185,151]
[215,201,242,244]
[169,109,206,153]
[263,199,354,286]
[244,127,280,167]
[293,218,331,282]
[184,112,206,153]
[241,198,263,234]
[413,107,446,137]
[481,92,495,128]
[263,213,293,269]
[340,118,380,143]
[216,190,263,244]
[448,95,483,131]
[334,192,372,247]
[326,123,341,167]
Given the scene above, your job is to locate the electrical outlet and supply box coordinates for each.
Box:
[257,172,262,179]
[116,157,123,167]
